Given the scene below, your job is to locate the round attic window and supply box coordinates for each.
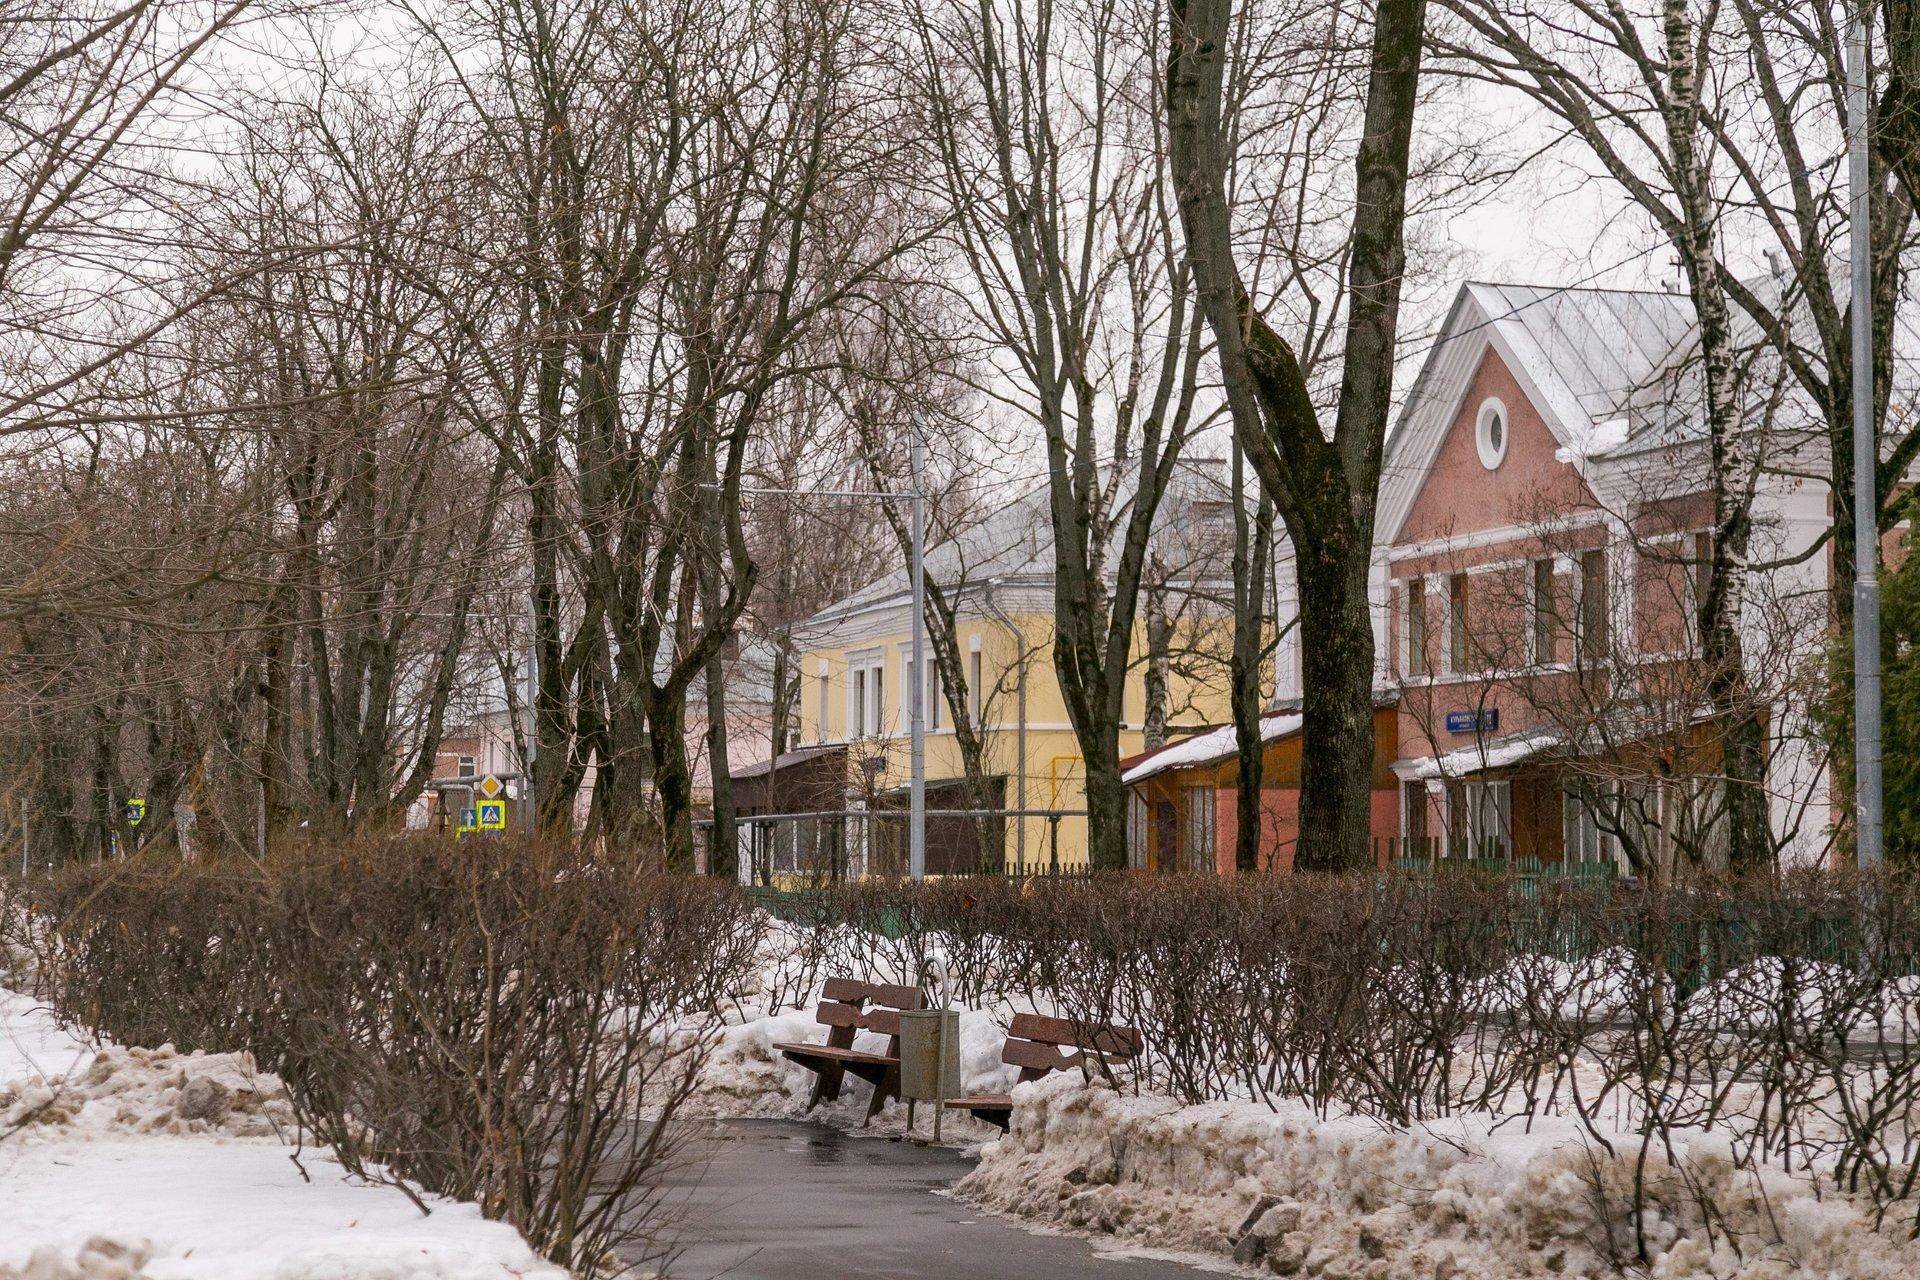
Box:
[1475,397,1509,470]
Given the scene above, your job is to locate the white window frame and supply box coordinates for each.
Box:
[1183,785,1217,873]
[1445,778,1511,857]
[816,666,830,743]
[1475,397,1510,471]
[967,635,984,728]
[847,649,884,738]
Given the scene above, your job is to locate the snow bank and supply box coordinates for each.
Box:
[0,989,567,1280]
[1695,958,1920,1040]
[1,988,93,1092]
[2,1038,294,1140]
[1467,949,1641,1020]
[959,1073,1920,1280]
[0,1138,566,1280]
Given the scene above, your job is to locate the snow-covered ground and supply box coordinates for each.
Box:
[958,1072,1920,1280]
[0,988,567,1280]
[683,921,1920,1280]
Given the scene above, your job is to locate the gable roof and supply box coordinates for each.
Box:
[1378,282,1695,545]
[803,455,1245,630]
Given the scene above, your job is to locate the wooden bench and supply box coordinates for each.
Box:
[948,1012,1144,1131]
[771,977,926,1120]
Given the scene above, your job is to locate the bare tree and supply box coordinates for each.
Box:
[1168,0,1432,871]
[908,0,1209,869]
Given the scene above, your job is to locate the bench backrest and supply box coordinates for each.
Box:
[1001,1012,1143,1081]
[814,977,926,1049]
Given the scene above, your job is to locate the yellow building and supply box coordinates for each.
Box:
[739,462,1291,875]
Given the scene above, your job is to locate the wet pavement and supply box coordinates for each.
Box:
[650,1118,1217,1280]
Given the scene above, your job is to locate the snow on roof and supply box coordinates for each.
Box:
[1122,713,1303,785]
[1391,728,1566,783]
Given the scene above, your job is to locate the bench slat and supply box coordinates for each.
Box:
[774,1042,898,1068]
[815,1001,863,1028]
[1002,1038,1078,1073]
[821,977,873,1003]
[1009,1012,1142,1057]
[866,983,926,1011]
[819,977,925,1011]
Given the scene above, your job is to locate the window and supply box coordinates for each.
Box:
[1685,531,1712,651]
[1445,779,1511,857]
[1405,578,1428,677]
[1448,573,1471,673]
[1182,786,1217,873]
[1402,780,1432,856]
[1531,559,1556,665]
[457,755,476,778]
[1475,397,1509,470]
[903,652,942,730]
[968,645,984,728]
[817,671,830,743]
[1578,549,1609,663]
[1127,791,1149,870]
[848,651,884,737]
[1562,781,1615,866]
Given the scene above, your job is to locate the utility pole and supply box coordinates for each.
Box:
[908,423,928,881]
[1850,5,1885,869]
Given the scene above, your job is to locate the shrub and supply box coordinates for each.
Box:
[21,837,765,1276]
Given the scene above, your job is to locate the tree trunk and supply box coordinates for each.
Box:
[646,683,697,871]
[1291,526,1378,872]
[1168,0,1426,873]
[1660,0,1771,872]
[1231,481,1275,873]
[705,645,736,879]
[1143,566,1171,752]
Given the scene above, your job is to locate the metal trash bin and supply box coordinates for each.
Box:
[898,1007,960,1139]
[899,1007,960,1100]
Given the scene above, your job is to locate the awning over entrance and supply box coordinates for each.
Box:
[1391,728,1566,782]
[1390,704,1718,783]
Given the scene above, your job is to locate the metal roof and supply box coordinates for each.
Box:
[805,455,1246,627]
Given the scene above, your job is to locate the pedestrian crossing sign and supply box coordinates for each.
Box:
[477,799,507,830]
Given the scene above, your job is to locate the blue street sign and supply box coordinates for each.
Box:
[1445,709,1499,734]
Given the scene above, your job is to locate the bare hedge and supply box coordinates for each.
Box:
[753,869,1920,1243]
[3,838,770,1276]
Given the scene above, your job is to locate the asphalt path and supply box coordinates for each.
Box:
[646,1118,1219,1280]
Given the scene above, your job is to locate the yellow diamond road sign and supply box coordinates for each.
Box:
[477,774,503,801]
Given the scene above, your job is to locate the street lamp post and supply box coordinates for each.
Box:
[908,425,928,881]
[1849,6,1884,869]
